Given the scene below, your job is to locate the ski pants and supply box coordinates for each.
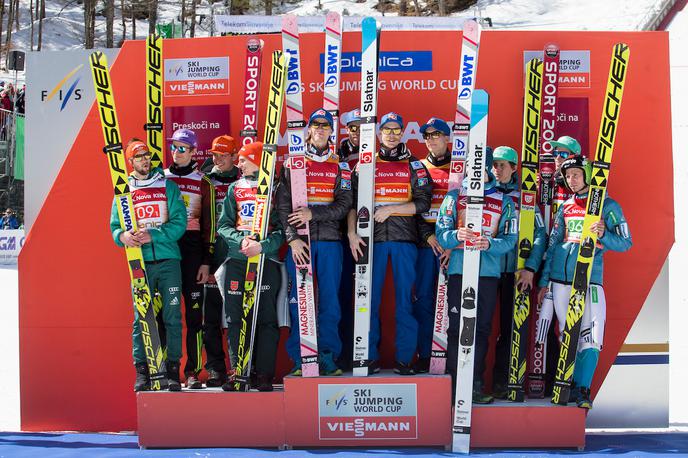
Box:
[493,272,515,387]
[202,279,227,373]
[133,259,182,364]
[541,282,607,352]
[413,247,440,359]
[286,241,343,363]
[370,241,418,364]
[179,231,204,376]
[446,275,499,388]
[224,258,280,377]
[337,238,355,368]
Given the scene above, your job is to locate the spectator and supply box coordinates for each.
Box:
[1,208,20,229]
[16,85,24,115]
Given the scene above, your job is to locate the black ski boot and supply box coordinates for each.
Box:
[206,369,227,388]
[167,361,182,391]
[577,387,593,410]
[185,372,203,389]
[256,374,274,392]
[413,357,430,374]
[134,362,150,392]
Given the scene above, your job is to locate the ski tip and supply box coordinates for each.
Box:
[247,38,264,52]
[544,43,560,57]
[282,14,298,31]
[326,11,342,27]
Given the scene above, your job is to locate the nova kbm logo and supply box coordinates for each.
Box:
[41,64,83,111]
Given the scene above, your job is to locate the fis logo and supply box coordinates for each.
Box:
[41,64,84,111]
[325,390,349,410]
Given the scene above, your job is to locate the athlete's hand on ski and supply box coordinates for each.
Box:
[537,286,549,304]
[590,220,605,238]
[439,249,451,269]
[456,227,478,242]
[197,264,210,284]
[516,269,534,292]
[427,235,443,257]
[288,207,312,227]
[240,235,263,258]
[119,230,142,247]
[348,231,366,262]
[289,239,310,265]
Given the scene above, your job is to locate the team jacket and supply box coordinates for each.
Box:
[435,176,518,278]
[538,192,632,288]
[551,172,573,218]
[498,176,548,274]
[110,167,187,262]
[416,150,451,247]
[217,172,284,262]
[352,143,433,243]
[165,162,214,264]
[338,138,359,170]
[275,145,353,243]
[201,160,240,266]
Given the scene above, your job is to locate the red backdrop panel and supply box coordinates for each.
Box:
[19,30,672,431]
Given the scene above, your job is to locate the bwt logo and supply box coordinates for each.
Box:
[286,82,300,95]
[290,134,303,146]
[325,75,337,87]
[40,64,84,111]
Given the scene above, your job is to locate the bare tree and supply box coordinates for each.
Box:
[106,0,114,47]
[121,0,126,42]
[230,0,249,15]
[265,0,272,15]
[84,0,96,48]
[190,0,197,37]
[5,0,14,54]
[131,1,136,40]
[0,0,5,58]
[180,0,185,36]
[438,0,446,16]
[149,0,158,34]
[399,0,407,15]
[37,0,44,50]
[412,0,421,15]
[29,0,33,50]
[13,0,18,31]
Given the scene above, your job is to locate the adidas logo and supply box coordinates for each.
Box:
[170,297,180,306]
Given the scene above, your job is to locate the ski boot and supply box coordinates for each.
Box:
[394,361,415,376]
[320,352,343,376]
[134,362,150,392]
[289,361,302,377]
[185,372,203,390]
[577,387,593,410]
[256,373,274,392]
[413,357,430,374]
[568,383,582,404]
[367,360,381,375]
[206,369,227,388]
[492,382,509,400]
[472,381,494,404]
[167,361,182,392]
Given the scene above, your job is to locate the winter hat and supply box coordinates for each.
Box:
[561,156,592,191]
[420,117,450,136]
[493,146,518,165]
[238,141,263,166]
[380,112,403,129]
[167,128,198,148]
[341,108,362,126]
[208,135,238,155]
[125,140,149,161]
[308,108,334,127]
[548,135,581,156]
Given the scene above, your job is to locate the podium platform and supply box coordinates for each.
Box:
[136,372,586,450]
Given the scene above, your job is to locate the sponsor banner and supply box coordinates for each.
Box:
[0,229,25,264]
[523,50,591,88]
[164,105,231,166]
[164,57,230,96]
[214,15,469,35]
[25,48,120,230]
[318,384,417,440]
[555,97,590,157]
[320,51,433,73]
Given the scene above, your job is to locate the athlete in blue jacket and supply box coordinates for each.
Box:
[436,147,517,403]
[537,156,632,409]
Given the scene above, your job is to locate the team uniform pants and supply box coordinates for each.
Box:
[286,241,343,363]
[133,259,182,364]
[337,238,355,368]
[179,231,204,376]
[202,279,227,373]
[413,247,439,359]
[370,241,418,364]
[492,272,515,387]
[224,258,280,377]
[446,275,499,388]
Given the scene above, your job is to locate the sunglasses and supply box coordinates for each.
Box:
[133,152,152,162]
[423,131,445,140]
[380,127,402,135]
[553,148,573,159]
[347,125,360,133]
[310,121,332,129]
[170,144,190,153]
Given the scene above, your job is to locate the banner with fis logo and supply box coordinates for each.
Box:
[318,384,418,440]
